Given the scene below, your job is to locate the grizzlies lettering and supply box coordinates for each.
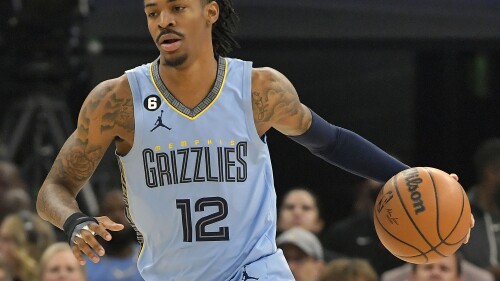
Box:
[143,142,248,187]
[403,168,426,215]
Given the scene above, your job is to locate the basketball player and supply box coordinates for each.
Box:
[35,0,473,280]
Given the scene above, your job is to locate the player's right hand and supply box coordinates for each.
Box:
[71,216,124,265]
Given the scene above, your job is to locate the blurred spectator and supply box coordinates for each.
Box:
[461,138,500,281]
[324,179,404,275]
[38,243,86,281]
[277,227,325,281]
[0,211,56,281]
[278,187,343,261]
[278,188,325,235]
[0,254,13,281]
[84,189,143,281]
[381,252,494,281]
[0,161,27,191]
[0,161,29,222]
[319,258,377,281]
[0,189,33,220]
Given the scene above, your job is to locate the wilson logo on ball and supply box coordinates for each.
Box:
[403,168,426,215]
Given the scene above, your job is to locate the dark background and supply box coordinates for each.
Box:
[1,0,499,225]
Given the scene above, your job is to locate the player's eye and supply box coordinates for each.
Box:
[173,6,186,12]
[147,11,158,18]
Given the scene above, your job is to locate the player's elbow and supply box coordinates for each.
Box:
[36,187,49,221]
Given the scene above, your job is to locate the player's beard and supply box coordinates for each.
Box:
[163,54,188,67]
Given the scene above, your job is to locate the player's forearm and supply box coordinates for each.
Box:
[36,182,82,230]
[289,110,409,183]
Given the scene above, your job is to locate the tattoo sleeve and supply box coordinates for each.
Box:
[36,78,133,228]
[251,68,310,136]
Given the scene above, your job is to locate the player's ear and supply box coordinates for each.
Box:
[205,0,219,25]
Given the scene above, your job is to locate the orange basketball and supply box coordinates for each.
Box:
[373,167,471,264]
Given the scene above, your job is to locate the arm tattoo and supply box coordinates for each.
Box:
[252,91,269,121]
[252,72,302,126]
[102,93,134,133]
[38,81,122,226]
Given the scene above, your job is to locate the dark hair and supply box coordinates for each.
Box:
[205,0,240,57]
[411,253,463,277]
[473,138,500,179]
[320,258,378,281]
[281,187,324,219]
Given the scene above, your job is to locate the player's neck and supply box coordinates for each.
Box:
[158,53,218,109]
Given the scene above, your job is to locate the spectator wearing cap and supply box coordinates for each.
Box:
[278,187,343,262]
[277,227,325,281]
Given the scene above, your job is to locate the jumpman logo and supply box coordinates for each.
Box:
[150,110,171,132]
[242,266,259,281]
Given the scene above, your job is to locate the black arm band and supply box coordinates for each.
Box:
[289,110,410,183]
[63,212,98,242]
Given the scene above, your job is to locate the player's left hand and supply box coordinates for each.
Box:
[449,173,475,244]
[71,216,124,265]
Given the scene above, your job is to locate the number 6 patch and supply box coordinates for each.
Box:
[144,95,161,111]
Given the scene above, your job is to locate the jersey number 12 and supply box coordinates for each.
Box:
[176,197,229,242]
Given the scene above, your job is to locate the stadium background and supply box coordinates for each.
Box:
[1,0,499,223]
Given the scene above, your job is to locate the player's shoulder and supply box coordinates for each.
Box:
[88,74,132,102]
[251,67,291,92]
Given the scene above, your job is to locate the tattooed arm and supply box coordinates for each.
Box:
[251,68,311,137]
[36,75,133,263]
[251,67,410,183]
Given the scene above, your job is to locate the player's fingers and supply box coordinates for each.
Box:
[96,216,125,232]
[462,214,475,244]
[88,220,113,242]
[71,243,86,266]
[463,229,471,244]
[74,235,101,263]
[449,173,459,181]
[82,224,106,256]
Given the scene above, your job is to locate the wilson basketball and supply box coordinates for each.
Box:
[373,167,471,264]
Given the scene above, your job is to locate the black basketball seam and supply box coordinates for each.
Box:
[397,226,469,260]
[375,175,428,263]
[427,167,467,246]
[394,168,446,258]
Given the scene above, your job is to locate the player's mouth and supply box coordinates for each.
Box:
[160,38,182,52]
[157,32,184,53]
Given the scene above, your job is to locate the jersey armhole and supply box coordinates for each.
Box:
[118,70,145,161]
[242,62,267,146]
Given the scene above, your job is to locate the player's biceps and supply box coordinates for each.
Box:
[273,103,311,136]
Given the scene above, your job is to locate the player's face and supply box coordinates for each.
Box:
[40,250,85,281]
[411,255,461,281]
[278,190,323,234]
[144,0,217,67]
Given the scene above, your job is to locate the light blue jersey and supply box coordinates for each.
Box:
[118,57,293,281]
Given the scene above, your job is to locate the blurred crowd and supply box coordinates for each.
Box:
[0,138,499,281]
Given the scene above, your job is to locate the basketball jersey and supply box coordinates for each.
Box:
[119,57,293,281]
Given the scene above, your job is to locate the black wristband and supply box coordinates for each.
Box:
[62,212,98,244]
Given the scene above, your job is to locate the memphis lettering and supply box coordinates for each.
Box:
[142,141,248,187]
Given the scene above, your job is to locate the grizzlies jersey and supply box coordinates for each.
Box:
[119,57,293,281]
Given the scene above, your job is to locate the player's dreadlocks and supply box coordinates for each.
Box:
[205,0,240,58]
